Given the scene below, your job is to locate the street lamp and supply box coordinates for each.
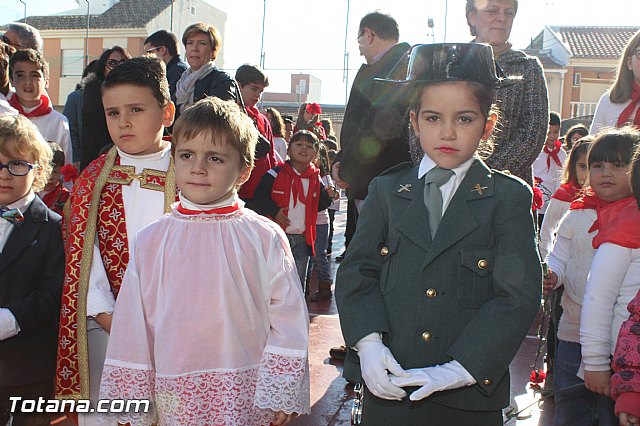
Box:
[85,0,90,67]
[428,18,435,43]
[259,0,266,68]
[342,0,350,105]
[19,0,26,24]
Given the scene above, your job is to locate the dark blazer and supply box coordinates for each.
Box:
[335,160,541,417]
[174,67,237,122]
[338,42,412,200]
[166,55,188,104]
[80,75,112,170]
[0,197,64,387]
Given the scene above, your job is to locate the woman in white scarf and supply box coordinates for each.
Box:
[175,23,236,115]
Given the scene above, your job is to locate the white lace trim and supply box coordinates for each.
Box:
[98,352,309,425]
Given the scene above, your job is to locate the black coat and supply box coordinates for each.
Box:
[338,42,412,200]
[80,74,111,170]
[166,55,188,104]
[175,67,238,122]
[0,197,64,387]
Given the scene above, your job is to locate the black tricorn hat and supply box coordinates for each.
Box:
[376,43,519,88]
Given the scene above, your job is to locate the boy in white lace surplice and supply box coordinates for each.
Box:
[98,98,310,426]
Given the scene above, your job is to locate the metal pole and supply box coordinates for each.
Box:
[342,0,350,105]
[85,0,90,67]
[259,0,266,68]
[170,0,173,32]
[443,0,448,42]
[19,0,26,23]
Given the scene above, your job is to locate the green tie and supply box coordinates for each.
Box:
[424,167,454,238]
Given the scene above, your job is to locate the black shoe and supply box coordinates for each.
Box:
[329,345,347,360]
[335,252,346,262]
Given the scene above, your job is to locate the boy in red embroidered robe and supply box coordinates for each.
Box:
[533,111,568,224]
[235,64,277,210]
[9,49,72,165]
[55,57,176,424]
[253,130,332,291]
[37,143,70,215]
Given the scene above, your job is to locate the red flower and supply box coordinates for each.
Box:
[60,164,79,182]
[305,103,322,114]
[529,369,546,384]
[532,187,544,211]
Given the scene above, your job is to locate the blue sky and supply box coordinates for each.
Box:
[1,0,638,104]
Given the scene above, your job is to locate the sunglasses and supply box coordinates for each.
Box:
[105,59,126,70]
[145,46,163,54]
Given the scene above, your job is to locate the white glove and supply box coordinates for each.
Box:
[388,360,476,401]
[354,333,409,400]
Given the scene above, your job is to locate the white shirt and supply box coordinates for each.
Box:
[273,136,287,161]
[532,146,567,215]
[590,92,638,135]
[0,91,18,115]
[17,99,73,165]
[0,191,35,340]
[539,198,572,260]
[418,154,476,217]
[86,145,172,317]
[580,243,640,371]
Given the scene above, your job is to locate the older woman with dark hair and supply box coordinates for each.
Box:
[466,0,549,184]
[174,23,236,117]
[80,46,131,169]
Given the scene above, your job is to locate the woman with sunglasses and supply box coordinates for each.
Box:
[590,29,640,135]
[80,46,131,170]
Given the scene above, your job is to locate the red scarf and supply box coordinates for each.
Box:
[544,140,563,170]
[270,161,321,254]
[617,81,640,128]
[592,196,640,249]
[246,106,266,136]
[177,201,240,215]
[551,182,582,203]
[9,94,52,118]
[570,188,611,232]
[40,182,70,215]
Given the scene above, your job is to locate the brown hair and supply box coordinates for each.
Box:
[561,136,592,186]
[172,97,256,171]
[182,23,222,61]
[0,40,15,96]
[0,114,52,191]
[9,48,49,80]
[609,29,640,104]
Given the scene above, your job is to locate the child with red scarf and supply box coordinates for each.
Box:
[8,49,72,165]
[544,128,638,425]
[235,64,277,208]
[294,102,327,141]
[253,130,333,291]
[533,111,568,225]
[37,143,71,215]
[539,136,593,259]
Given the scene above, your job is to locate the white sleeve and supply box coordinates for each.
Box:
[0,308,21,340]
[589,93,610,135]
[86,243,116,317]
[580,243,631,371]
[539,199,569,260]
[547,215,574,288]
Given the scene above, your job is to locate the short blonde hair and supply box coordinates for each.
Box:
[182,23,221,61]
[0,114,52,192]
[172,97,257,172]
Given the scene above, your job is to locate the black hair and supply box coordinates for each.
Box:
[563,123,589,150]
[144,30,179,57]
[588,127,640,166]
[95,46,131,81]
[359,11,399,41]
[549,111,561,127]
[290,130,319,149]
[102,56,170,106]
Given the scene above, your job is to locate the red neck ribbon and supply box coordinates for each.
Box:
[9,94,52,118]
[177,201,241,215]
[617,81,640,128]
[544,140,563,169]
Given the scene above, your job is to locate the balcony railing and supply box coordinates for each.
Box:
[570,102,598,118]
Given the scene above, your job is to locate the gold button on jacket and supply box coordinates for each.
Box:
[477,259,488,270]
[380,246,389,256]
[483,379,492,386]
[421,332,432,341]
[425,288,437,298]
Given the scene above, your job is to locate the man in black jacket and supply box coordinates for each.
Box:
[144,30,188,103]
[335,12,411,210]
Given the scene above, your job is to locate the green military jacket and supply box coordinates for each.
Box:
[335,159,542,412]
